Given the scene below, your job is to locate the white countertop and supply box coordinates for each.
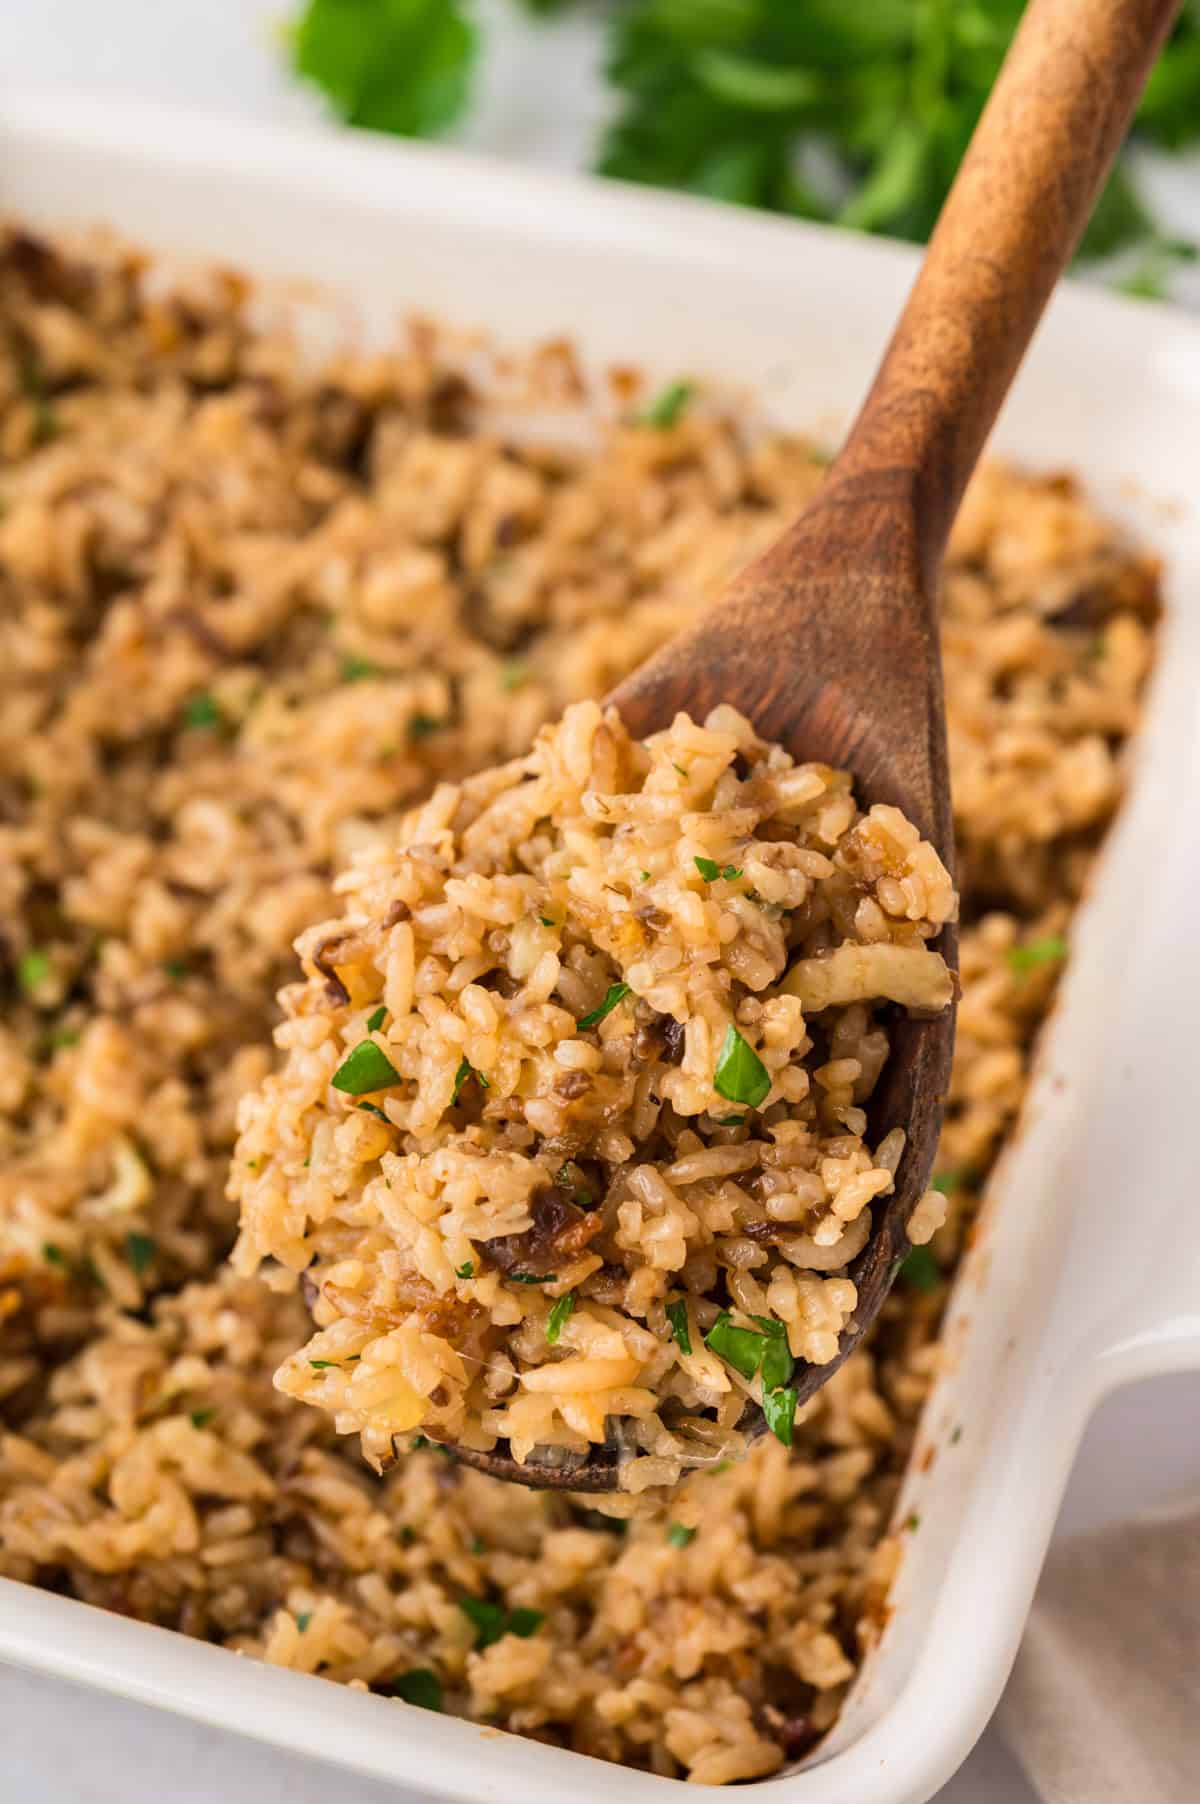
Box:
[5,5,1200,1798]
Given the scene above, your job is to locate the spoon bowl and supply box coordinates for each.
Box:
[442,0,1180,1491]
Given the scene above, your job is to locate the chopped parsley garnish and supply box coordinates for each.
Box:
[162,958,189,981]
[17,949,50,993]
[694,857,742,882]
[672,763,687,778]
[639,870,650,882]
[545,1292,575,1344]
[713,1024,770,1108]
[899,1246,941,1292]
[931,1171,962,1194]
[46,1025,80,1051]
[509,1271,556,1285]
[753,1315,795,1391]
[666,1299,692,1356]
[713,1114,745,1127]
[1007,934,1068,975]
[950,1424,964,1446]
[182,691,222,731]
[42,1243,68,1269]
[454,1261,474,1280]
[577,981,630,1030]
[409,711,442,738]
[309,1359,340,1370]
[458,1595,544,1649]
[469,1535,485,1554]
[704,1310,767,1382]
[666,1522,696,1548]
[366,1005,387,1032]
[639,380,694,428]
[331,1039,402,1094]
[189,1408,216,1430]
[762,1385,798,1448]
[125,1232,156,1276]
[357,1100,391,1123]
[296,1611,313,1632]
[399,1524,416,1545]
[538,915,556,927]
[385,1668,442,1711]
[705,1310,797,1447]
[341,654,379,683]
[906,1511,921,1532]
[500,660,527,691]
[450,1056,489,1104]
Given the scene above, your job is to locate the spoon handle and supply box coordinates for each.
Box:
[828,0,1181,586]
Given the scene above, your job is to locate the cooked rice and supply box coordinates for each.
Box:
[231,701,954,1484]
[0,227,1158,1782]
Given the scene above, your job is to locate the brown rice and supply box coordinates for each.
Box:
[0,226,1158,1782]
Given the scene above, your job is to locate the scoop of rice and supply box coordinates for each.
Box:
[232,699,955,1482]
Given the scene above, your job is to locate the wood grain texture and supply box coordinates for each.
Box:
[457,0,1181,1491]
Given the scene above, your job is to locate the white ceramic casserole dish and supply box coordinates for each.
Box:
[1,88,1199,1804]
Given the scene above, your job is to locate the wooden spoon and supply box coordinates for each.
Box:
[448,0,1181,1492]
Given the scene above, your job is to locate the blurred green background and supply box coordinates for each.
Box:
[286,0,1200,297]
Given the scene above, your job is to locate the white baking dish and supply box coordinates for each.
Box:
[2,87,1199,1804]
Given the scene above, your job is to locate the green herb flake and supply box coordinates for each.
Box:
[385,1668,443,1711]
[182,691,222,731]
[454,1260,474,1280]
[43,1243,68,1270]
[506,1607,545,1639]
[713,1114,745,1127]
[538,916,556,928]
[666,1522,696,1549]
[672,763,687,779]
[450,1055,489,1105]
[906,1511,921,1533]
[296,1611,313,1632]
[757,1327,795,1393]
[899,1246,941,1292]
[704,1310,766,1382]
[1008,935,1068,976]
[500,660,527,691]
[640,870,650,882]
[46,1026,80,1051]
[950,1424,964,1446]
[162,958,189,981]
[509,1271,556,1285]
[666,1298,693,1356]
[762,1384,798,1448]
[577,981,631,1030]
[366,1005,388,1032]
[713,1024,771,1109]
[357,1100,391,1123]
[409,711,442,739]
[694,857,742,882]
[931,1171,962,1195]
[331,1038,402,1095]
[458,1595,508,1649]
[639,380,694,428]
[17,949,50,994]
[399,1524,416,1545]
[125,1232,156,1276]
[309,1359,340,1371]
[546,1291,575,1344]
[341,654,379,683]
[189,1408,216,1430]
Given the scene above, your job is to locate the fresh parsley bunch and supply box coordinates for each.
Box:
[288,0,1200,288]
